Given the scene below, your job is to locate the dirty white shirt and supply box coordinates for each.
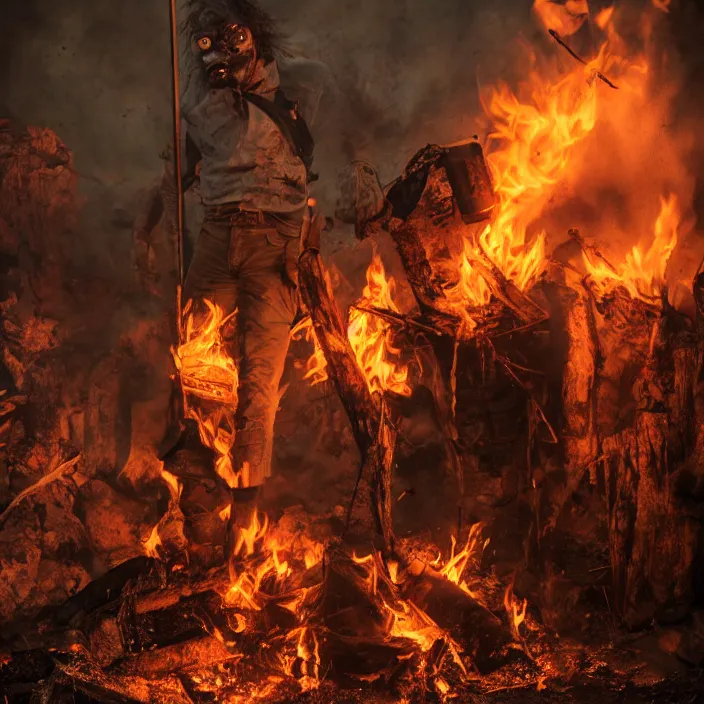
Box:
[184,60,308,213]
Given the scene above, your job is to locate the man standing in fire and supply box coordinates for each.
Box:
[163,0,318,577]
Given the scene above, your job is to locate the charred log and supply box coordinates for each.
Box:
[298,242,395,553]
[298,247,380,457]
[403,564,512,673]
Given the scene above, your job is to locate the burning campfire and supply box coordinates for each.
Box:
[2,2,704,703]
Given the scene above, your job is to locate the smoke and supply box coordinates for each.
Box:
[265,0,535,196]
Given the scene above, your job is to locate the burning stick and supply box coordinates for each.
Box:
[297,212,396,554]
[548,29,620,89]
[351,305,441,337]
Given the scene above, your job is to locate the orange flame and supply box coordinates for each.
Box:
[533,0,589,38]
[448,4,668,318]
[142,465,183,559]
[143,523,162,559]
[224,509,324,614]
[291,317,329,386]
[174,298,238,404]
[504,583,528,641]
[348,254,412,396]
[279,626,321,691]
[450,50,599,311]
[652,0,671,12]
[595,6,615,30]
[172,299,244,488]
[583,194,680,303]
[439,523,489,600]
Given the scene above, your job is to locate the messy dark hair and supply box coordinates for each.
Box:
[183,0,287,62]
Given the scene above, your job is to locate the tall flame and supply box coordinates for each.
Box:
[454,56,599,310]
[448,2,676,317]
[348,254,412,397]
[583,194,680,302]
[172,299,243,488]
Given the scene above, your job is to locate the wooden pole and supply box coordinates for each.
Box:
[168,0,185,287]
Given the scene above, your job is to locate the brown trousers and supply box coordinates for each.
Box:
[182,205,302,487]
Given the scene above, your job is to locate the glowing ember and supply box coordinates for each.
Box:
[291,317,329,386]
[348,253,412,396]
[582,194,680,303]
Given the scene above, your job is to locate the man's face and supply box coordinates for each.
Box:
[193,23,256,89]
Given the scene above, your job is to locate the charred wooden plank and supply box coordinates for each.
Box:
[562,287,600,487]
[602,430,637,615]
[298,238,396,553]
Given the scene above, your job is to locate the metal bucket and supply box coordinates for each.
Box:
[441,139,496,224]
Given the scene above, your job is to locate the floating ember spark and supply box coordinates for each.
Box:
[582,194,680,303]
[348,253,412,396]
[291,317,329,386]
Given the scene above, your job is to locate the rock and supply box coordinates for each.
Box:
[0,475,89,624]
[539,568,583,635]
